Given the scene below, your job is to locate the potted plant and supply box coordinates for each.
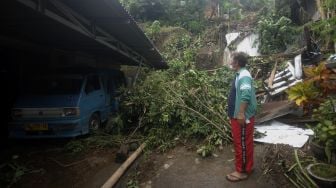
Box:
[306,163,336,188]
[310,98,336,163]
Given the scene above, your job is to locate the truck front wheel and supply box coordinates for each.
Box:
[89,113,101,131]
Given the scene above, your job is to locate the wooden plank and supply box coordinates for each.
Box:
[268,62,278,88]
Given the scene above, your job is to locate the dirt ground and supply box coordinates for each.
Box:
[1,139,121,188]
[1,140,296,188]
[134,144,293,188]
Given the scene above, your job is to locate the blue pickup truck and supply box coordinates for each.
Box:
[9,68,125,138]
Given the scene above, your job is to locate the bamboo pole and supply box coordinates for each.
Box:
[101,143,146,188]
[294,149,318,188]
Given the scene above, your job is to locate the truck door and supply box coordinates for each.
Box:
[83,74,105,114]
[101,74,110,106]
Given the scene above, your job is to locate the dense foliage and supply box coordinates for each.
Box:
[122,66,233,153]
[311,98,336,163]
[120,0,274,34]
[287,63,336,163]
[309,0,336,48]
[120,0,206,33]
[113,26,234,154]
[238,0,273,11]
[257,14,298,54]
[287,64,336,108]
[115,0,336,155]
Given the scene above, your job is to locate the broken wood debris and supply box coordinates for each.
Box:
[255,100,297,124]
[264,61,302,96]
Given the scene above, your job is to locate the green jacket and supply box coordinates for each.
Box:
[234,68,257,120]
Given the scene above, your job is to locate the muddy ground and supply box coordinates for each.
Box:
[1,139,296,188]
[135,144,293,188]
[1,139,121,188]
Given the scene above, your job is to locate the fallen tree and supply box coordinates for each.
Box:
[111,28,234,155]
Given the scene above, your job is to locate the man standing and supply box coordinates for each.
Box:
[226,52,257,182]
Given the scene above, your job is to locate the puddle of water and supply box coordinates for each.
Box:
[222,33,260,66]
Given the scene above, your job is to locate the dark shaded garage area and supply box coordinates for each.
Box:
[0,0,166,145]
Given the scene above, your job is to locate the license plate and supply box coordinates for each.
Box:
[25,123,48,131]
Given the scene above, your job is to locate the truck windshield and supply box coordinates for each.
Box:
[21,75,83,95]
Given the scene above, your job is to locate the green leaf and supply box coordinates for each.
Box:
[320,133,328,141]
[324,120,333,127]
[325,146,332,163]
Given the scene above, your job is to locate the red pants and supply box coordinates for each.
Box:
[230,117,254,173]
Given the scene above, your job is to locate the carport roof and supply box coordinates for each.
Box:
[0,0,168,69]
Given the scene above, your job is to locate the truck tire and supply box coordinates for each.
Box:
[89,113,101,131]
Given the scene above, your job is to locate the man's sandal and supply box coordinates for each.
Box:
[226,173,249,182]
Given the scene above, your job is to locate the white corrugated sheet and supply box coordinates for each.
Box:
[255,121,314,148]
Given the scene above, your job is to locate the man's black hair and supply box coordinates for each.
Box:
[232,52,249,67]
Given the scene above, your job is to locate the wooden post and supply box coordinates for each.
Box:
[101,143,146,188]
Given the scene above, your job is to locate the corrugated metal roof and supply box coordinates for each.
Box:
[0,0,167,69]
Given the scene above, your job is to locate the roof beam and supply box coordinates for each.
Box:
[49,0,95,38]
[16,0,147,67]
[0,35,49,53]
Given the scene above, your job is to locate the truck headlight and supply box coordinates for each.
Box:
[12,109,23,118]
[63,107,80,116]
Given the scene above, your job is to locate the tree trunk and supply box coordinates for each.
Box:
[315,0,326,20]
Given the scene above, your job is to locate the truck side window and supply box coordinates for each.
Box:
[85,75,101,94]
